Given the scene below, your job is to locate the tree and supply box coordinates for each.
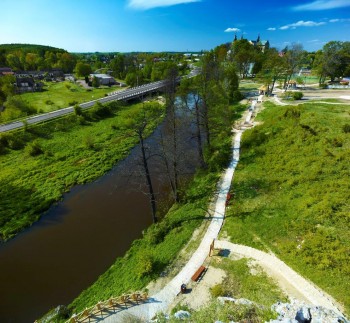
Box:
[92,76,100,88]
[224,63,239,103]
[75,62,92,77]
[231,39,257,78]
[313,41,350,83]
[178,77,206,168]
[118,103,164,223]
[162,66,181,202]
[284,43,305,87]
[258,48,288,94]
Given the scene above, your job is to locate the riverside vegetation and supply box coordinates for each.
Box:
[0,100,164,241]
[223,101,350,315]
[36,92,245,320]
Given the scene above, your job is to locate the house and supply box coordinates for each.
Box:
[15,77,43,93]
[248,35,270,52]
[0,67,14,76]
[90,73,116,86]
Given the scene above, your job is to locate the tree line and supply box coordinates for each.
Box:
[215,39,350,93]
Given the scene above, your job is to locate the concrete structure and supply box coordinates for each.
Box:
[90,73,116,86]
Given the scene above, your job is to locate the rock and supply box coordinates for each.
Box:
[39,305,70,323]
[295,307,311,322]
[174,310,191,319]
[271,299,349,323]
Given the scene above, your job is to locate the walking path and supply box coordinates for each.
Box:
[214,240,344,316]
[90,99,345,322]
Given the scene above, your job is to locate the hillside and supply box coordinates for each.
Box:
[0,43,66,54]
[223,100,350,314]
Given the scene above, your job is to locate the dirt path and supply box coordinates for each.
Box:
[214,240,344,316]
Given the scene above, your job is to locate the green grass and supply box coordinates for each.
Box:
[222,101,350,315]
[0,101,163,241]
[20,81,121,113]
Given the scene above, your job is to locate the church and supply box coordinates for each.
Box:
[233,34,270,52]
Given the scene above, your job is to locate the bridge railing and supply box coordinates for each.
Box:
[66,291,148,323]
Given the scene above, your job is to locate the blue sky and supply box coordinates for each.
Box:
[1,0,349,52]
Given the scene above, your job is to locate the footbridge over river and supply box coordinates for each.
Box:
[0,68,200,133]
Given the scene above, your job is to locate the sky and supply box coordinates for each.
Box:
[0,0,349,53]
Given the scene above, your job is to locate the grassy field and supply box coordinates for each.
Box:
[20,81,121,113]
[0,101,163,241]
[222,101,350,314]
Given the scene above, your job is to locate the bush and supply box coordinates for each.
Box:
[292,91,303,100]
[25,141,43,156]
[45,100,54,105]
[6,134,24,150]
[210,284,225,297]
[342,124,350,133]
[83,135,95,149]
[73,105,83,116]
[232,90,244,103]
[136,252,154,278]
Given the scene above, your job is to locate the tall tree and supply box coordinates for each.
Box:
[117,103,164,223]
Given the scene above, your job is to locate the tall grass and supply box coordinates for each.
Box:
[223,101,350,314]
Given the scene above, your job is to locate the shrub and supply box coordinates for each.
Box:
[45,100,54,105]
[25,141,43,156]
[6,134,24,150]
[69,101,79,106]
[73,104,83,116]
[83,135,95,149]
[292,91,303,100]
[232,90,244,103]
[342,124,350,133]
[210,284,225,297]
[136,252,154,278]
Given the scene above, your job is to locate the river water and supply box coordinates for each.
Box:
[0,104,199,322]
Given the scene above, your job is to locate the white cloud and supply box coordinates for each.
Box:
[267,27,276,31]
[293,0,350,11]
[279,20,326,30]
[224,27,241,32]
[329,18,350,22]
[127,0,200,10]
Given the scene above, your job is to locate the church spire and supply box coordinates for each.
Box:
[234,34,237,41]
[257,34,260,42]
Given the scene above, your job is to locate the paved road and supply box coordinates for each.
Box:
[0,69,201,133]
[0,80,167,133]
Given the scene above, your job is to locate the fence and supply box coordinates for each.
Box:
[66,291,148,322]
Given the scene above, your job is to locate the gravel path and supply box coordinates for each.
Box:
[214,240,344,317]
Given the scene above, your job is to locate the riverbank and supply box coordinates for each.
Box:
[37,101,246,321]
[0,100,164,241]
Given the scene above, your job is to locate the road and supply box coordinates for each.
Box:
[0,68,201,133]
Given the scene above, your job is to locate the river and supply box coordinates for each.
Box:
[0,101,200,322]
